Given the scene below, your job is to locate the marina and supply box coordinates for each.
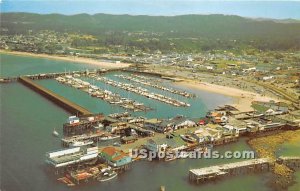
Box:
[1,2,300,190]
[55,75,152,112]
[115,74,195,98]
[92,75,191,107]
[1,53,293,191]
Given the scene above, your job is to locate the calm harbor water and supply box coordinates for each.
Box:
[0,53,294,191]
[36,72,233,119]
[0,53,97,78]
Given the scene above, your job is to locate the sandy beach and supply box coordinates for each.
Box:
[177,80,278,112]
[0,50,131,69]
[1,50,277,112]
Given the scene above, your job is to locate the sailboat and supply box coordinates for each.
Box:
[52,128,59,137]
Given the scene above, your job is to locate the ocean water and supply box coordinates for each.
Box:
[0,53,97,78]
[0,53,296,191]
[36,71,233,119]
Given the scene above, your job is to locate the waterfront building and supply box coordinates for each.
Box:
[100,147,132,167]
[145,139,168,156]
[45,147,98,168]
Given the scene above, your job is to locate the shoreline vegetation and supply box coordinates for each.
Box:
[248,130,300,191]
[0,50,131,69]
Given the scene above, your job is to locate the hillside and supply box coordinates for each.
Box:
[1,13,300,51]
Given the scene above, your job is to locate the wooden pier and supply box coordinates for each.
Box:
[189,158,272,184]
[19,76,92,116]
[0,68,110,83]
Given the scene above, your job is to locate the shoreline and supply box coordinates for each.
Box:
[177,80,278,112]
[1,50,278,112]
[0,50,131,69]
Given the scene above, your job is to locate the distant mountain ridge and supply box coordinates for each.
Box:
[1,12,300,50]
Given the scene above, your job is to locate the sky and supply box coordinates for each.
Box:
[1,0,300,19]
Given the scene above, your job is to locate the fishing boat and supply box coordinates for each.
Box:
[97,170,117,182]
[52,129,59,137]
[69,140,94,147]
[99,135,120,141]
[180,134,197,143]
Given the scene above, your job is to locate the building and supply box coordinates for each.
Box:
[45,147,98,168]
[100,147,132,167]
[208,111,227,124]
[193,127,222,143]
[145,116,196,133]
[170,116,197,130]
[144,118,169,133]
[145,139,168,157]
[68,116,80,125]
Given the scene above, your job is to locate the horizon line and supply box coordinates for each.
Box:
[1,11,300,21]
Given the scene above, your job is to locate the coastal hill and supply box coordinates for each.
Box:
[1,13,300,51]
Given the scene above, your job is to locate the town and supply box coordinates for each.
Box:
[1,10,300,191]
[8,68,297,187]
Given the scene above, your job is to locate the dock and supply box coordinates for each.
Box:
[189,158,272,184]
[0,68,110,83]
[19,76,92,116]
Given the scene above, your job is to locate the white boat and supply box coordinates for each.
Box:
[52,129,59,137]
[180,134,197,143]
[99,135,120,141]
[98,171,117,182]
[70,140,94,147]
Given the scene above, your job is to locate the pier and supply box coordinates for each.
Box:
[0,68,110,83]
[189,158,272,184]
[19,76,92,116]
[277,156,300,169]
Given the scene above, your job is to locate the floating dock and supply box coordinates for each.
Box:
[19,76,92,116]
[189,158,272,184]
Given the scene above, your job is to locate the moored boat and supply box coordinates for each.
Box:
[99,135,120,141]
[69,140,94,147]
[53,129,59,137]
[97,170,117,182]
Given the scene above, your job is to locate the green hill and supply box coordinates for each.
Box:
[1,12,300,51]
